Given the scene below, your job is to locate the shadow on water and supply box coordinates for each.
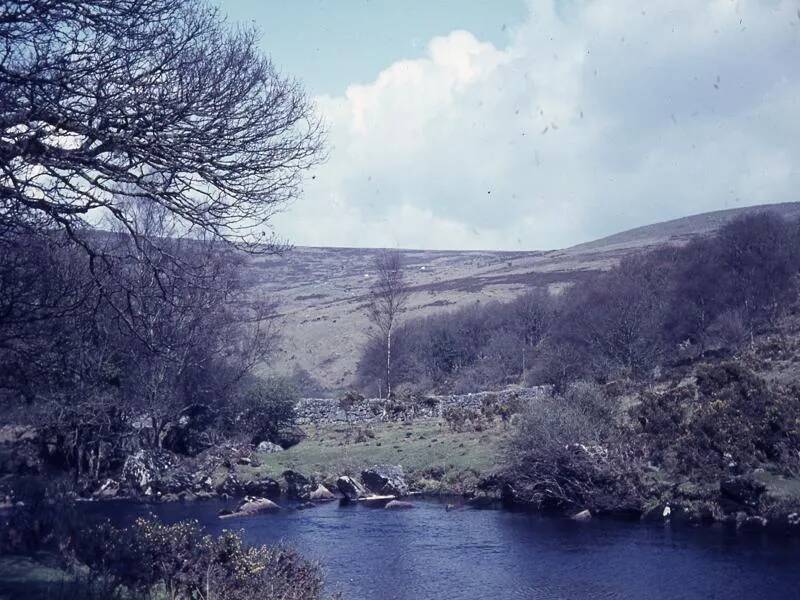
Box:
[78,497,800,600]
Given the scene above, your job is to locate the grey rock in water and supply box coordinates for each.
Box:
[309,484,336,501]
[283,470,316,501]
[385,500,414,510]
[337,475,367,501]
[571,509,592,521]
[220,497,281,518]
[361,465,408,497]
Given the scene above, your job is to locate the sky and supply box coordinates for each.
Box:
[219,0,800,251]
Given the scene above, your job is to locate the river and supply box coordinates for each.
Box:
[81,498,800,600]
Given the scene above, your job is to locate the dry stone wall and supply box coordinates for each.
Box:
[295,387,552,426]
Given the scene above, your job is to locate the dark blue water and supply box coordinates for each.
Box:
[81,498,800,600]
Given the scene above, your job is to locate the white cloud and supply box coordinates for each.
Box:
[273,0,800,250]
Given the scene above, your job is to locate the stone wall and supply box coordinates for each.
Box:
[295,387,552,426]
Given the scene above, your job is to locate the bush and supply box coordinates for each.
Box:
[633,363,800,478]
[71,517,328,600]
[231,376,299,446]
[503,394,644,511]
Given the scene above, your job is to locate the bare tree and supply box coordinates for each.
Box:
[0,0,324,254]
[367,250,410,398]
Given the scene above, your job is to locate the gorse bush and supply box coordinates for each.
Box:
[632,363,800,478]
[358,212,800,394]
[70,517,329,600]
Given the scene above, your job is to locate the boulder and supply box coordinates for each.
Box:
[243,477,281,499]
[571,509,592,521]
[216,474,244,497]
[337,475,367,501]
[309,484,335,501]
[385,500,414,510]
[361,465,408,497]
[720,476,766,511]
[256,441,284,454]
[94,478,120,499]
[283,470,316,501]
[219,497,281,519]
[121,449,174,493]
[274,426,307,450]
[466,495,495,509]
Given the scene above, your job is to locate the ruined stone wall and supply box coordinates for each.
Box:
[294,387,552,426]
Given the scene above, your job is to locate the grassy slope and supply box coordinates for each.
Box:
[237,419,508,494]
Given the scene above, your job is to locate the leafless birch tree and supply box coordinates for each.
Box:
[367,250,410,398]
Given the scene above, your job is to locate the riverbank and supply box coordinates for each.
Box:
[238,418,506,496]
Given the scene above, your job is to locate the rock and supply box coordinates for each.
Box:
[309,484,335,501]
[571,509,592,521]
[720,476,766,511]
[220,497,281,518]
[94,478,120,498]
[361,465,408,497]
[788,512,800,527]
[337,475,367,501]
[256,441,284,454]
[121,449,174,493]
[243,477,281,499]
[216,474,244,497]
[738,515,768,530]
[273,426,307,450]
[297,501,316,510]
[283,470,316,501]
[385,500,414,510]
[466,495,495,509]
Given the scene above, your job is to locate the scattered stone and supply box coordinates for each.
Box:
[361,465,408,497]
[738,515,768,530]
[337,475,367,501]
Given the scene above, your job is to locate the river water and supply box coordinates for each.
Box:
[82,498,800,600]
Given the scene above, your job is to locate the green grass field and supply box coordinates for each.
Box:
[237,418,508,494]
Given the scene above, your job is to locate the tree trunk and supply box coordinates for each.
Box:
[386,329,392,398]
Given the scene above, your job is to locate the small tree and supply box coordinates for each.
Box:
[367,250,410,398]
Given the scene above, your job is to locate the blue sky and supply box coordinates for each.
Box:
[218,1,528,95]
[216,1,800,251]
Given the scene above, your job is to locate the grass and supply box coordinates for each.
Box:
[237,418,508,493]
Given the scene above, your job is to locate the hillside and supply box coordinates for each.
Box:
[249,202,800,389]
